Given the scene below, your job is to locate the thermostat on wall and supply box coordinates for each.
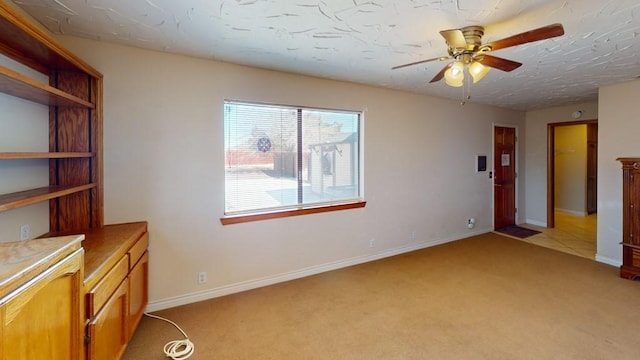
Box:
[477,155,487,172]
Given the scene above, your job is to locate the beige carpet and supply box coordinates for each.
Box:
[123,233,640,359]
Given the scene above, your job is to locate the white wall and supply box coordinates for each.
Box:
[597,79,640,265]
[53,36,524,310]
[554,125,587,216]
[524,102,598,226]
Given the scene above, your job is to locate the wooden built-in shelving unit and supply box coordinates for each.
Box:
[0,5,149,359]
[0,2,103,232]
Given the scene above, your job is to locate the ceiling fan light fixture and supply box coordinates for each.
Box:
[468,61,490,83]
[444,61,464,87]
[393,23,565,92]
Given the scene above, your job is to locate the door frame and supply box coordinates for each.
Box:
[546,119,598,228]
[493,123,519,228]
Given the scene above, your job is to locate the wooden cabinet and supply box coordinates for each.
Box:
[0,2,103,232]
[79,222,149,360]
[4,222,150,359]
[86,242,149,360]
[0,235,84,360]
[617,158,640,280]
[0,226,150,359]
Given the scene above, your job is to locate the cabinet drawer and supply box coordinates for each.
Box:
[86,255,128,318]
[128,232,148,269]
[632,248,640,267]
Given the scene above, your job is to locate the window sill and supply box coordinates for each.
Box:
[220,201,366,225]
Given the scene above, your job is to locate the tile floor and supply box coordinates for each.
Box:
[514,212,597,259]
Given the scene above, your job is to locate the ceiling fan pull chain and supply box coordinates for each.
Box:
[466,74,471,103]
[461,72,470,105]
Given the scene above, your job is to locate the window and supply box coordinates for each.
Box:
[223,101,363,223]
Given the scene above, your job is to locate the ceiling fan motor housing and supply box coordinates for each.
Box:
[448,26,484,62]
[461,26,484,49]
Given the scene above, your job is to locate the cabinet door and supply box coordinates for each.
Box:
[0,250,83,360]
[87,278,128,360]
[128,251,148,340]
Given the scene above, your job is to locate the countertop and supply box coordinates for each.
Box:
[0,235,83,299]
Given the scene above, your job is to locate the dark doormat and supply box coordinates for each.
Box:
[496,225,541,239]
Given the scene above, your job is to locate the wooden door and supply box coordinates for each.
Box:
[0,250,83,360]
[494,126,517,229]
[87,279,128,360]
[586,123,598,214]
[128,251,149,340]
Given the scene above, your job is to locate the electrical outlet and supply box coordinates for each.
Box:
[198,272,207,284]
[411,230,417,240]
[369,239,376,248]
[20,224,29,240]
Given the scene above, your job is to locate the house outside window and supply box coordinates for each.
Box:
[223,101,362,218]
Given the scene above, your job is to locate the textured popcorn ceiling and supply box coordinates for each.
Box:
[13,0,640,110]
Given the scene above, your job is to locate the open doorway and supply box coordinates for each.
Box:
[545,120,597,258]
[547,120,597,227]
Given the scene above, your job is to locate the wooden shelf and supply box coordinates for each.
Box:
[0,65,95,108]
[0,3,102,77]
[0,152,94,159]
[0,184,97,212]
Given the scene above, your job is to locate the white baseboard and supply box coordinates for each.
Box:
[525,218,547,227]
[146,227,491,312]
[555,208,587,217]
[595,254,621,267]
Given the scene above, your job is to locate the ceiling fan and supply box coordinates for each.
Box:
[392,23,565,87]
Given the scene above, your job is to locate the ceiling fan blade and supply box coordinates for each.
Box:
[484,23,564,52]
[429,63,453,83]
[439,29,467,49]
[391,56,450,70]
[476,54,522,72]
